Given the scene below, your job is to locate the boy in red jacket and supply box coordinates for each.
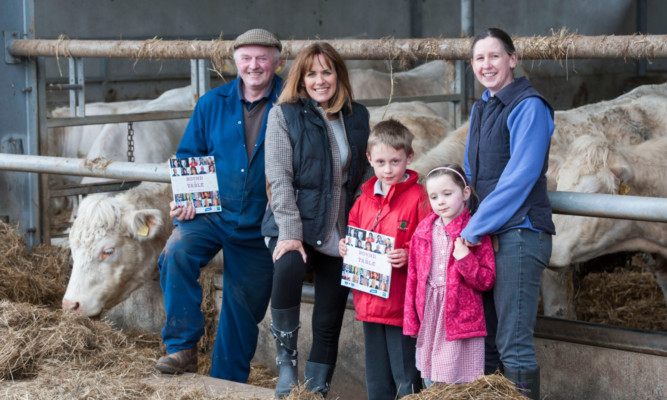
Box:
[339,119,430,400]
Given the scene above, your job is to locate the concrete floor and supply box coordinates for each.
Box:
[149,373,275,399]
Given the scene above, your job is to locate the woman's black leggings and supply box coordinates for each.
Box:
[269,239,350,365]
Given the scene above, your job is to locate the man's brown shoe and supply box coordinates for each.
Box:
[155,346,198,374]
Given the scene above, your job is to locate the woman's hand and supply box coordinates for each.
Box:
[169,201,196,221]
[273,239,307,264]
[462,238,481,247]
[453,237,471,260]
[338,238,348,257]
[387,248,408,268]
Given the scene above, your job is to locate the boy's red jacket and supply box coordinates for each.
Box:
[348,169,431,327]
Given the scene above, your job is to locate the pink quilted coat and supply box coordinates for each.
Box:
[403,210,496,340]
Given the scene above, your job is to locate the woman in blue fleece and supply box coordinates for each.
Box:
[461,28,555,400]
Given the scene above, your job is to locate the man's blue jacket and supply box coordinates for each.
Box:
[176,76,284,234]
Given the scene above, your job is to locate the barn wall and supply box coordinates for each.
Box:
[34,0,667,110]
[536,338,667,400]
[1,0,40,244]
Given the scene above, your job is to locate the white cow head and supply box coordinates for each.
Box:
[63,192,166,317]
[550,136,634,266]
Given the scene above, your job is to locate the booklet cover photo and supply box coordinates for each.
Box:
[169,156,221,214]
[341,226,395,299]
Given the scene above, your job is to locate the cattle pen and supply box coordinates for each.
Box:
[2,2,667,399]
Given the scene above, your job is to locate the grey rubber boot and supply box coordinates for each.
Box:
[504,367,540,400]
[270,306,301,398]
[304,360,335,398]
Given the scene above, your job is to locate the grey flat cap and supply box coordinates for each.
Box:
[233,28,282,51]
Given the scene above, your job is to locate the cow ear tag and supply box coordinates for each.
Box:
[137,224,149,237]
[618,181,630,195]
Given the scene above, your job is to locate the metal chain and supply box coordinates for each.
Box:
[127,122,135,162]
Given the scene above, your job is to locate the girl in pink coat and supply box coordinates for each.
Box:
[404,164,495,386]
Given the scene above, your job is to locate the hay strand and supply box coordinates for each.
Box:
[54,34,72,77]
[208,33,234,81]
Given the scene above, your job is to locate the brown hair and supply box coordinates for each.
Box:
[367,119,414,156]
[470,28,516,59]
[277,42,353,115]
[425,163,467,189]
[424,163,480,204]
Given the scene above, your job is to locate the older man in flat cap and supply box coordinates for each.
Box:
[156,28,283,382]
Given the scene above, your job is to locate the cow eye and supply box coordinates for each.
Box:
[101,247,115,260]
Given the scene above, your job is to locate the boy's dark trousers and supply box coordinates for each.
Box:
[363,321,423,400]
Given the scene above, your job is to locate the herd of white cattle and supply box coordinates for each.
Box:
[53,61,667,332]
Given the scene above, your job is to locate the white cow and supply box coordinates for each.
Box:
[547,83,667,189]
[49,99,151,161]
[63,182,172,332]
[410,121,469,176]
[49,87,194,218]
[543,84,667,316]
[83,86,195,174]
[544,136,667,316]
[48,100,150,216]
[351,60,457,121]
[368,101,453,159]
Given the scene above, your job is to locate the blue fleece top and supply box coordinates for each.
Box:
[461,89,554,244]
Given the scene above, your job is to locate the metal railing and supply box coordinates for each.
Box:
[2,155,667,222]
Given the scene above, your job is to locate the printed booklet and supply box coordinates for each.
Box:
[341,226,395,299]
[169,156,222,214]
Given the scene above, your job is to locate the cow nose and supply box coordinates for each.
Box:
[62,299,82,313]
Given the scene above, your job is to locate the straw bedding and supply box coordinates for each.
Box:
[0,299,272,399]
[279,374,527,400]
[0,220,249,398]
[575,253,667,331]
[0,221,71,307]
[402,374,525,400]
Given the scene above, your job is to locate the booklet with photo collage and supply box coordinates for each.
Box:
[169,156,221,214]
[341,225,396,299]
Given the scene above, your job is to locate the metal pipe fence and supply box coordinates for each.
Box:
[0,155,170,183]
[1,154,666,223]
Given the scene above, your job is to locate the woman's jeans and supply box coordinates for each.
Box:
[483,228,552,373]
